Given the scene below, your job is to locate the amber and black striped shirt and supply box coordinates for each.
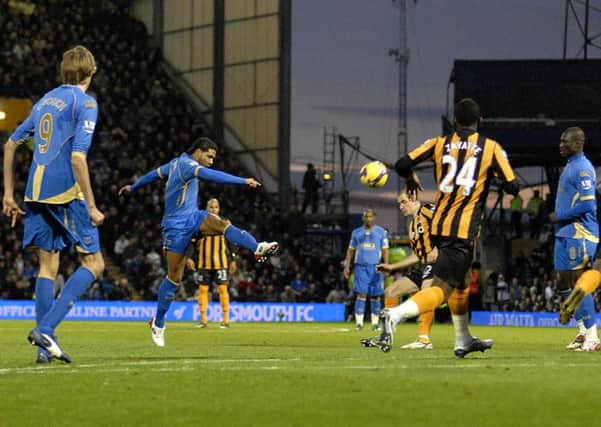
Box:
[408,131,515,241]
[197,234,229,270]
[409,203,435,262]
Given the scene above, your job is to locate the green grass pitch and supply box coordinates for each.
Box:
[0,320,597,427]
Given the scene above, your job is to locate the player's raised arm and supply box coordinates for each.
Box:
[121,162,172,196]
[377,253,420,272]
[194,166,259,187]
[394,139,435,199]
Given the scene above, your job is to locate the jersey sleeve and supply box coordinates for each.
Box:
[130,161,171,192]
[575,165,596,202]
[408,137,438,164]
[555,163,597,221]
[72,96,98,155]
[380,228,389,249]
[349,231,358,249]
[9,112,35,144]
[195,167,247,185]
[178,158,200,181]
[491,142,516,183]
[156,161,172,179]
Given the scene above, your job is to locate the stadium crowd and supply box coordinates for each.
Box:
[0,0,347,305]
[2,0,601,315]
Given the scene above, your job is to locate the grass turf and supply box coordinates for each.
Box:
[0,320,596,427]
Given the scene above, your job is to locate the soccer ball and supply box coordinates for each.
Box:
[359,161,389,188]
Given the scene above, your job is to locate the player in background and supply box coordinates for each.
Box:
[3,46,105,363]
[119,137,278,347]
[377,98,519,357]
[365,190,438,349]
[188,198,236,328]
[343,208,389,331]
[550,128,601,351]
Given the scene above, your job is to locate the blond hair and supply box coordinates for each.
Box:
[60,45,96,85]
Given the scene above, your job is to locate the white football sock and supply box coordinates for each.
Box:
[389,300,419,325]
[578,319,586,335]
[371,313,380,326]
[355,313,364,327]
[452,313,471,348]
[585,324,599,342]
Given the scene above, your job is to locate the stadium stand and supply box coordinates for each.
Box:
[0,0,346,304]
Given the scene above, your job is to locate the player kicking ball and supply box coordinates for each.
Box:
[119,137,278,347]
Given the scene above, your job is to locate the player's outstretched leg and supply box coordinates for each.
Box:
[223,224,279,262]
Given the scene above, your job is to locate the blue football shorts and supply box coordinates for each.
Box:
[23,200,100,254]
[162,209,209,254]
[353,264,384,296]
[554,236,597,271]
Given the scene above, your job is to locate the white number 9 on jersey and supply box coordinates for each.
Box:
[439,155,477,196]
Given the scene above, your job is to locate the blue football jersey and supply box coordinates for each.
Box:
[10,85,98,204]
[157,153,202,219]
[349,225,389,265]
[555,152,599,241]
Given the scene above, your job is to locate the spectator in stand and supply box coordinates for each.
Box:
[301,163,321,214]
[510,193,523,238]
[544,281,554,303]
[482,273,497,310]
[496,274,510,307]
[509,277,522,307]
[527,190,544,239]
[110,277,133,301]
[326,285,347,304]
[280,285,296,303]
[290,272,308,296]
[263,284,279,302]
[113,233,130,264]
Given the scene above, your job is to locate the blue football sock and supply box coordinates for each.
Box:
[224,224,258,252]
[155,277,178,328]
[370,297,382,317]
[355,296,366,316]
[38,267,95,335]
[35,277,55,357]
[35,277,55,325]
[578,294,596,329]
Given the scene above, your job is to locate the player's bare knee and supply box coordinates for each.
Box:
[432,277,453,300]
[38,250,60,279]
[81,252,105,277]
[214,217,230,233]
[167,267,184,283]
